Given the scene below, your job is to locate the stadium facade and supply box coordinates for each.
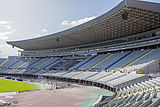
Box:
[0,0,160,106]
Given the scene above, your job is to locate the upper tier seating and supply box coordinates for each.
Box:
[36,58,61,69]
[0,48,160,75]
[29,58,49,68]
[79,54,110,69]
[10,58,30,69]
[72,55,97,69]
[0,57,62,70]
[129,48,160,69]
[1,58,19,68]
[110,50,150,69]
[94,52,130,70]
[72,48,160,71]
[0,58,7,65]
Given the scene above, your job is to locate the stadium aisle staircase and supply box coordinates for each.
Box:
[96,73,113,81]
[0,59,6,64]
[85,72,100,79]
[35,58,52,68]
[44,58,61,69]
[89,54,113,71]
[104,52,132,71]
[75,55,97,69]
[8,59,20,68]
[72,72,83,78]
[17,59,33,68]
[28,59,41,67]
[0,59,8,67]
[121,49,154,70]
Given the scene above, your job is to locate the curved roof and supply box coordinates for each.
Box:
[7,0,160,50]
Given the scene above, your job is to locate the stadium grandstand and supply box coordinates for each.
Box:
[0,0,160,106]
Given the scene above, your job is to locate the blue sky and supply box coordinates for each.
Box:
[0,0,159,57]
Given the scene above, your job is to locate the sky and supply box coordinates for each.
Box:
[0,0,159,58]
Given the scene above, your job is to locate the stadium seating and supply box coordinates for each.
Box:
[33,69,49,74]
[24,69,40,74]
[106,73,146,87]
[99,76,160,107]
[61,71,83,78]
[49,71,70,77]
[11,58,30,69]
[43,70,58,74]
[20,58,41,68]
[129,48,160,69]
[1,58,19,68]
[97,72,126,83]
[73,72,98,79]
[1,48,160,73]
[0,49,160,103]
[86,72,112,81]
[0,49,159,107]
[110,50,150,70]
[70,48,160,72]
[36,58,59,69]
[29,58,49,68]
[72,55,97,69]
[79,54,110,69]
[1,0,160,106]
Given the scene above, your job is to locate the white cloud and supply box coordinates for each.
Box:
[61,21,70,26]
[0,21,15,40]
[61,16,96,26]
[41,29,48,32]
[0,44,20,58]
[0,35,9,40]
[0,21,18,58]
[0,31,14,40]
[0,21,11,25]
[3,25,12,30]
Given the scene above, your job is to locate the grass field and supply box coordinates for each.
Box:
[0,78,47,93]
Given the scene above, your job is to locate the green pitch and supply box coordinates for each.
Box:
[0,78,47,93]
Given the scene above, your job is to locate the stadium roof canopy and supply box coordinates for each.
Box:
[7,0,160,50]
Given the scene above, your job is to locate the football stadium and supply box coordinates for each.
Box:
[0,0,160,107]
